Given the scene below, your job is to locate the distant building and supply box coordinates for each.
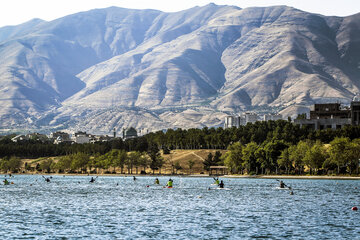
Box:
[139,128,150,136]
[27,133,48,141]
[91,135,113,143]
[50,131,71,144]
[310,103,350,119]
[11,135,28,142]
[224,116,242,128]
[294,98,360,130]
[224,113,258,129]
[263,113,283,121]
[244,112,258,124]
[351,98,360,125]
[123,127,138,140]
[73,131,90,144]
[12,133,48,142]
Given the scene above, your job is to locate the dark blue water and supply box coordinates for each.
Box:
[0,175,359,239]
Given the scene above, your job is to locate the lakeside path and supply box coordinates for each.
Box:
[223,175,360,180]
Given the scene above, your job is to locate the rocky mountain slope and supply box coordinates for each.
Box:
[0,4,359,133]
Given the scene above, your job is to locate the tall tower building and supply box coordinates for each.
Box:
[351,96,360,125]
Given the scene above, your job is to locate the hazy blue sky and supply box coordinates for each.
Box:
[0,0,359,27]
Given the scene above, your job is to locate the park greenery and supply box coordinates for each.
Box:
[1,120,360,175]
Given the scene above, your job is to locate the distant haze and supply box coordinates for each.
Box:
[0,0,359,27]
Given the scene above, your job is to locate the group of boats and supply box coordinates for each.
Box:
[2,175,293,194]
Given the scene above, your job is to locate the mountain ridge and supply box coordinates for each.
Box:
[0,4,359,134]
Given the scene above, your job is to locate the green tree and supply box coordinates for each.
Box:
[263,140,288,174]
[7,156,22,173]
[0,156,22,173]
[288,140,311,174]
[278,148,292,175]
[127,151,142,174]
[162,146,171,154]
[255,147,267,174]
[303,141,327,174]
[203,153,214,171]
[70,152,90,173]
[0,157,9,172]
[138,153,149,173]
[242,142,259,174]
[222,142,244,174]
[213,151,223,165]
[327,137,352,174]
[40,159,53,173]
[148,144,163,174]
[349,139,360,174]
[92,153,108,174]
[55,155,72,173]
[174,161,182,174]
[188,160,195,175]
[109,149,127,174]
[203,151,222,171]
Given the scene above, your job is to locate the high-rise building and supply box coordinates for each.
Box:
[351,96,360,125]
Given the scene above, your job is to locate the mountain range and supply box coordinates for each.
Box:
[0,4,359,134]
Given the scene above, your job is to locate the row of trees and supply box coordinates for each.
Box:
[145,121,360,149]
[222,137,360,175]
[2,121,360,159]
[0,156,22,173]
[53,150,150,174]
[0,143,173,174]
[0,138,149,159]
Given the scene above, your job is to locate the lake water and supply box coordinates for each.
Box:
[0,175,359,239]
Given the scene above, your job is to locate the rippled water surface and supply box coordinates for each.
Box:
[1,175,359,239]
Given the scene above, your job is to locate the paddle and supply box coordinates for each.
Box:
[276,179,291,190]
[89,176,98,183]
[42,176,50,182]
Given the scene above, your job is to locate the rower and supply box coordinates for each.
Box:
[213,177,220,185]
[155,178,160,184]
[167,178,173,188]
[133,176,137,181]
[90,177,96,183]
[3,179,9,185]
[279,180,285,188]
[219,180,224,188]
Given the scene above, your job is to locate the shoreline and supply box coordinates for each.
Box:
[5,173,360,180]
[223,175,360,180]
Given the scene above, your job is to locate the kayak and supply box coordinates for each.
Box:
[276,187,290,190]
[216,187,230,190]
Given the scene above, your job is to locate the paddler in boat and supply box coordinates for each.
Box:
[219,180,224,188]
[155,178,160,185]
[279,180,285,188]
[213,177,220,185]
[166,178,173,188]
[3,178,9,185]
